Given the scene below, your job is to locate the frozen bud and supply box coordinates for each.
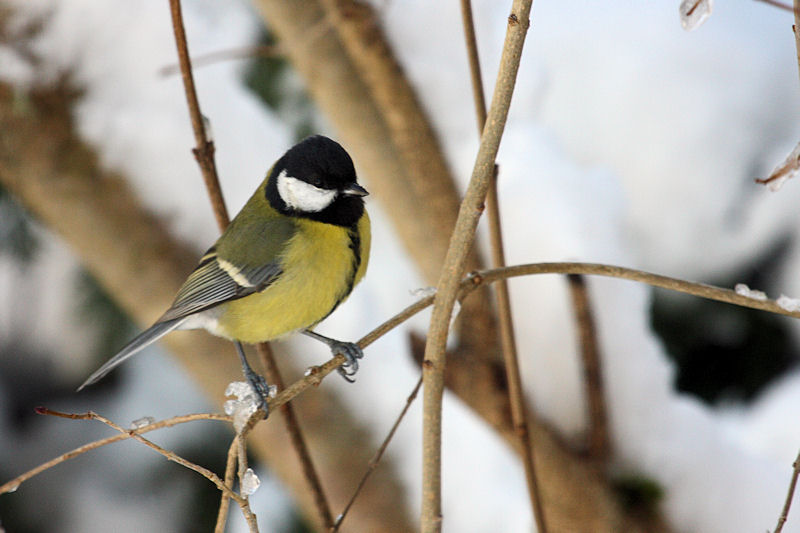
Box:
[777,295,800,312]
[410,286,437,298]
[759,141,800,192]
[734,284,767,301]
[679,0,712,31]
[241,468,261,496]
[129,416,156,430]
[224,381,260,433]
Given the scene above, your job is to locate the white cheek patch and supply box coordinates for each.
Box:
[276,170,337,212]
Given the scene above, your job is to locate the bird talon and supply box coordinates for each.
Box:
[330,341,362,382]
[246,372,272,412]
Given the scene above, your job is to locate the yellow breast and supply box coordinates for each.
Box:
[213,214,369,343]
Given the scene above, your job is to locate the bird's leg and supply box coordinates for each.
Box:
[301,330,364,383]
[235,342,272,410]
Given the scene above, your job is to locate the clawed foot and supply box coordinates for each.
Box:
[301,330,365,382]
[329,341,364,382]
[244,368,273,412]
[235,342,272,413]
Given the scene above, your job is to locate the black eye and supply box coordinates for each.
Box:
[308,175,323,187]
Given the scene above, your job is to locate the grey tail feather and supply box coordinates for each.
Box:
[77,318,185,391]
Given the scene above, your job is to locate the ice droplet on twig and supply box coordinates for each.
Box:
[410,286,461,328]
[777,295,800,312]
[410,286,436,298]
[129,416,156,430]
[679,0,713,31]
[757,141,800,192]
[734,283,767,301]
[224,381,261,433]
[241,468,261,496]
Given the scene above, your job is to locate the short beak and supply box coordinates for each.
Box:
[342,182,369,197]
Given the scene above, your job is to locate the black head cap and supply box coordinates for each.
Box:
[266,135,366,227]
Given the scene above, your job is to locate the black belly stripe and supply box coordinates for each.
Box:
[318,226,361,323]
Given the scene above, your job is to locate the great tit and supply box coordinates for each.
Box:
[79,135,371,403]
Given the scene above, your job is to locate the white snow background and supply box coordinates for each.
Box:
[2,0,800,531]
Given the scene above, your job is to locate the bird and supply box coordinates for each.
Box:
[78,135,371,407]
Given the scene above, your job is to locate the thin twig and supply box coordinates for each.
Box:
[1,411,230,494]
[21,409,242,501]
[215,438,240,533]
[256,343,334,530]
[794,0,800,89]
[567,274,610,461]
[268,261,800,417]
[168,2,330,529]
[90,412,242,502]
[754,0,793,12]
[167,0,229,229]
[459,1,547,530]
[460,0,488,131]
[235,432,260,533]
[332,375,424,532]
[421,3,533,531]
[159,44,282,77]
[774,447,800,533]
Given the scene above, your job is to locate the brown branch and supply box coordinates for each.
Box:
[215,438,240,533]
[255,343,334,530]
[459,1,547,529]
[754,0,793,12]
[266,260,800,416]
[1,411,230,495]
[233,434,260,533]
[461,0,488,132]
[421,4,533,530]
[567,275,610,461]
[794,0,800,91]
[168,0,229,229]
[159,44,282,77]
[168,3,334,528]
[89,412,242,502]
[774,448,800,533]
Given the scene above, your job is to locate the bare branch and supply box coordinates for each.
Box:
[567,274,610,461]
[167,0,229,229]
[421,3,533,530]
[168,4,334,527]
[1,411,231,495]
[255,343,334,530]
[774,448,800,533]
[754,0,793,12]
[459,1,547,529]
[215,438,240,533]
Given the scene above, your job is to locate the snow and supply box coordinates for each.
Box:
[128,416,156,430]
[224,381,263,433]
[679,0,714,31]
[241,468,261,497]
[4,0,800,532]
[735,283,768,301]
[778,295,800,313]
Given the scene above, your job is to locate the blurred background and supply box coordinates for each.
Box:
[2,0,800,531]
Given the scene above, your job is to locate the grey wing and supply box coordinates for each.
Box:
[77,319,185,390]
[77,249,281,392]
[158,246,283,322]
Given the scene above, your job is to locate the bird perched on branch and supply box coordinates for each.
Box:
[79,135,371,407]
